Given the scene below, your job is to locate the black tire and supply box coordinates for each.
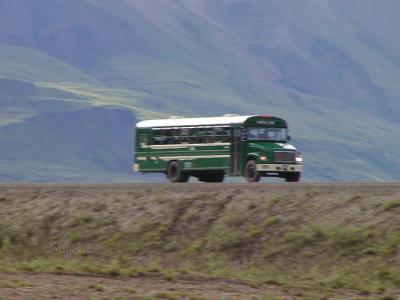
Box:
[166,161,189,183]
[244,160,260,182]
[199,172,225,183]
[284,172,301,182]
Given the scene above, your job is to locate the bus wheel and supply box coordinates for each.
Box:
[167,161,189,183]
[244,160,260,182]
[284,172,301,182]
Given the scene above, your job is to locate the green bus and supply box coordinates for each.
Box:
[134,115,302,183]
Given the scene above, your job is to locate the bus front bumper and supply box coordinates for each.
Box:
[256,164,303,172]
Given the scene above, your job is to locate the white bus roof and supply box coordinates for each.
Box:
[136,115,255,128]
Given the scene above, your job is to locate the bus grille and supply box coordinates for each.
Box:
[273,151,296,163]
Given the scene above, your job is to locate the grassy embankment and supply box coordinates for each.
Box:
[0,184,399,299]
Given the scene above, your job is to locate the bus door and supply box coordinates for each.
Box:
[231,127,241,175]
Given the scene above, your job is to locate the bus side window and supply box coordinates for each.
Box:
[152,130,158,145]
[181,128,189,143]
[153,129,164,145]
[165,129,174,144]
[222,128,230,142]
[172,129,180,144]
[215,127,224,143]
[205,128,215,143]
[197,128,206,143]
[189,128,199,144]
[140,134,148,147]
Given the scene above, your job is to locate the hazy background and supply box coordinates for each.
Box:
[0,0,399,182]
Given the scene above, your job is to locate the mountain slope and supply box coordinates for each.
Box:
[0,106,137,181]
[0,0,399,181]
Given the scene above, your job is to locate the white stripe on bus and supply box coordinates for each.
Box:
[158,155,230,161]
[142,142,230,149]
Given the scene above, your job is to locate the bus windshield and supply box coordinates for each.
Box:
[247,127,287,142]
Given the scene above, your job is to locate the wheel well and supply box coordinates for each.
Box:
[167,160,178,167]
[246,156,256,163]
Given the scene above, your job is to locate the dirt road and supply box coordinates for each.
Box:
[0,272,292,300]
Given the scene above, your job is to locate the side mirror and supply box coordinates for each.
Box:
[287,135,291,141]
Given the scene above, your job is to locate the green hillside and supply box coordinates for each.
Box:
[0,0,399,181]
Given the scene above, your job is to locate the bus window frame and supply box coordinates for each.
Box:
[151,125,231,145]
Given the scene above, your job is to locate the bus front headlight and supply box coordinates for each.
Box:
[296,152,303,163]
[260,156,268,161]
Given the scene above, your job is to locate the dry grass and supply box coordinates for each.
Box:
[0,183,399,299]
